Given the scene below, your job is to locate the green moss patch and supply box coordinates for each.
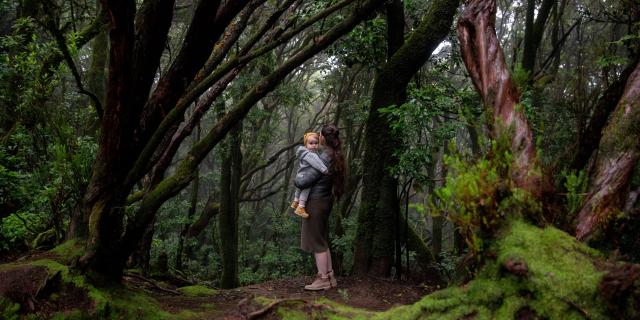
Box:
[376,220,608,319]
[177,285,218,297]
[3,259,175,319]
[50,239,85,263]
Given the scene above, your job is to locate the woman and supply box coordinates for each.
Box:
[294,124,345,290]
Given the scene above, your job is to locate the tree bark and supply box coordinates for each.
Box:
[218,123,242,288]
[187,195,220,238]
[521,0,555,77]
[569,58,639,171]
[458,0,541,197]
[353,0,460,276]
[575,63,640,241]
[176,155,200,271]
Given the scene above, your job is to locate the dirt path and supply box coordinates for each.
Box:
[154,275,435,319]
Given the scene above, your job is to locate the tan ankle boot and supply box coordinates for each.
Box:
[304,275,331,291]
[294,206,309,218]
[327,270,338,287]
[290,200,299,209]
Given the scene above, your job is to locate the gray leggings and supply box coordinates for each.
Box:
[294,187,311,206]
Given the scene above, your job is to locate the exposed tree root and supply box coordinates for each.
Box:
[123,272,180,295]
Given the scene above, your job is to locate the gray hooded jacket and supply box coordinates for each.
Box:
[294,147,333,200]
[295,145,328,181]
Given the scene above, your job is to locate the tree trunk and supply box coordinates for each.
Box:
[521,0,555,78]
[575,63,640,241]
[127,216,155,275]
[218,123,242,288]
[87,2,108,119]
[353,0,460,276]
[187,195,220,238]
[458,0,540,197]
[569,58,639,171]
[176,163,200,271]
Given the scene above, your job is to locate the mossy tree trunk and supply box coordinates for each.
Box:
[218,123,242,288]
[353,0,460,276]
[569,57,639,171]
[75,0,219,280]
[575,63,640,241]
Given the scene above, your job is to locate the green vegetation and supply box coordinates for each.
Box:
[377,220,607,319]
[177,285,217,297]
[0,296,20,320]
[50,239,85,264]
[431,138,541,255]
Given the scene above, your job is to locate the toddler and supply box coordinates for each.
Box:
[291,132,328,218]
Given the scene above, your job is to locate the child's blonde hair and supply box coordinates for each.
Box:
[303,132,319,145]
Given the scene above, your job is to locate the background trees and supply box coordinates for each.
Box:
[0,0,639,292]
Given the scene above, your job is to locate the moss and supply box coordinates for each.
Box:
[177,285,218,297]
[25,259,174,319]
[275,306,309,320]
[0,296,20,320]
[317,298,374,320]
[340,220,611,320]
[51,310,85,320]
[50,239,85,263]
[599,99,640,156]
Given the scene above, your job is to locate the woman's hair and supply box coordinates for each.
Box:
[321,124,346,199]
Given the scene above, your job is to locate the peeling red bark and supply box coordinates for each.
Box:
[575,64,640,241]
[457,0,540,196]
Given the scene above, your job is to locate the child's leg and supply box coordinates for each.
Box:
[291,188,302,209]
[294,188,311,218]
[298,188,311,207]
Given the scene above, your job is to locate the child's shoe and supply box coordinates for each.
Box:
[290,200,299,209]
[294,207,309,218]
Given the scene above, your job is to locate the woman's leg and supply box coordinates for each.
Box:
[325,248,337,287]
[305,250,331,290]
[314,251,329,276]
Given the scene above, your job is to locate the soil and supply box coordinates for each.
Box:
[152,275,437,319]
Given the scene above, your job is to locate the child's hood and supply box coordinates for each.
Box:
[296,145,308,158]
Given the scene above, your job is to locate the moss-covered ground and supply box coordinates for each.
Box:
[1,222,627,319]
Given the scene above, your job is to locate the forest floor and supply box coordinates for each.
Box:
[145,274,436,319]
[1,248,439,319]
